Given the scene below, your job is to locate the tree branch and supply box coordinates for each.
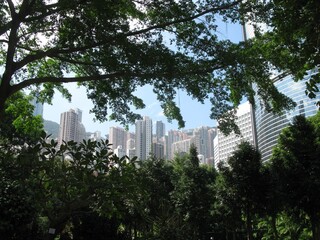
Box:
[10,67,219,95]
[14,0,243,71]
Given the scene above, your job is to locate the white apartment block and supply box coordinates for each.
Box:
[109,126,128,152]
[167,130,190,160]
[135,116,153,160]
[172,138,194,158]
[214,101,255,168]
[58,108,86,145]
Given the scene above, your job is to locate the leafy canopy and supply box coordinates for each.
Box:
[0,0,299,129]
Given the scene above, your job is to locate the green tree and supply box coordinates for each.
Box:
[171,147,217,240]
[248,0,320,102]
[130,158,177,239]
[0,133,140,240]
[218,141,265,240]
[270,114,320,240]
[0,0,295,130]
[0,91,43,145]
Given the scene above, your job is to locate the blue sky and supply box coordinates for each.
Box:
[43,20,243,137]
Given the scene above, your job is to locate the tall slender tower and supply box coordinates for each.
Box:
[156,120,165,141]
[109,126,128,152]
[135,116,153,160]
[58,108,85,145]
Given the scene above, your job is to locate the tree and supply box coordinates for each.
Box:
[270,114,320,240]
[170,147,217,240]
[247,0,320,102]
[0,0,295,130]
[218,141,266,240]
[0,131,140,240]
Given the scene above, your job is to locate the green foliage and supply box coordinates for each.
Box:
[0,0,301,132]
[270,114,320,240]
[250,0,320,105]
[218,141,266,240]
[0,91,44,144]
[2,113,320,239]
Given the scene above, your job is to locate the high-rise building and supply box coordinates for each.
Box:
[126,132,136,159]
[30,96,43,117]
[89,131,102,141]
[170,126,216,165]
[193,126,214,162]
[135,116,153,160]
[253,72,320,162]
[243,21,320,162]
[214,102,255,168]
[109,126,128,152]
[156,121,165,141]
[172,138,194,158]
[114,145,126,158]
[167,130,189,160]
[58,108,86,145]
[152,142,165,159]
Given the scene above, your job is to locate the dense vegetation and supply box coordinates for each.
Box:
[0,112,319,240]
[1,0,320,239]
[2,0,318,132]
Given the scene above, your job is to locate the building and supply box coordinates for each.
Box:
[30,96,43,117]
[243,20,320,162]
[58,108,86,145]
[167,130,189,160]
[135,116,153,160]
[109,126,128,152]
[172,138,194,158]
[254,71,320,162]
[114,145,126,158]
[155,120,165,141]
[152,142,165,159]
[89,131,102,141]
[214,102,255,168]
[193,126,216,163]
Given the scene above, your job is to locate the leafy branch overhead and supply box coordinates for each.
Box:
[1,0,314,129]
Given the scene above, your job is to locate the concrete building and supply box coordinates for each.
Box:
[156,120,165,141]
[172,138,194,158]
[114,145,126,158]
[109,126,128,152]
[135,116,153,160]
[30,96,43,117]
[167,130,189,160]
[214,102,255,168]
[58,108,86,145]
[152,142,165,159]
[193,126,216,163]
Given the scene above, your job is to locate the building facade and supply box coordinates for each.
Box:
[109,126,128,152]
[214,102,255,168]
[135,116,153,160]
[58,108,86,145]
[254,71,320,162]
[156,120,165,141]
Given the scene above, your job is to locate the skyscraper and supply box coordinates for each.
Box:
[243,20,320,162]
[214,102,255,168]
[30,96,43,117]
[135,116,153,160]
[109,126,128,152]
[156,120,165,141]
[58,108,86,145]
[167,130,189,160]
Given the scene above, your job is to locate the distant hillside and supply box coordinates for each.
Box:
[43,119,59,139]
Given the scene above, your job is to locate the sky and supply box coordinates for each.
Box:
[43,20,243,137]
